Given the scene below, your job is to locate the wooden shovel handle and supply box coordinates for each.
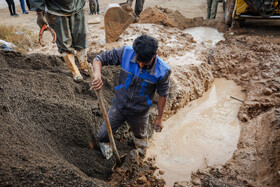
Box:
[87,63,121,163]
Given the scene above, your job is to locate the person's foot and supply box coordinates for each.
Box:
[23,12,29,14]
[73,75,83,83]
[134,16,139,23]
[13,14,19,17]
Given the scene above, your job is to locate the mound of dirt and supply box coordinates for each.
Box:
[0,50,116,186]
[0,50,172,186]
[189,35,280,186]
[139,6,228,32]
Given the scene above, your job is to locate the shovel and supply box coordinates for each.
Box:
[87,63,121,164]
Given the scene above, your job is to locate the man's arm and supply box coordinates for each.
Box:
[90,58,103,91]
[155,96,167,132]
[90,47,125,91]
[155,69,171,132]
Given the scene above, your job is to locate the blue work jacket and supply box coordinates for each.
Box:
[96,46,171,113]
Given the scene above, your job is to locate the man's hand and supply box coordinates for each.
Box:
[90,74,103,91]
[155,118,163,132]
[37,11,48,28]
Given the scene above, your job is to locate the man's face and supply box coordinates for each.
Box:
[136,54,156,69]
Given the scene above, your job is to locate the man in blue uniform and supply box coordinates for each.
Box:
[90,35,171,159]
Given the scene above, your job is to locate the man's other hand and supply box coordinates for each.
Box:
[155,118,163,132]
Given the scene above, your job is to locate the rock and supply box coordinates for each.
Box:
[159,170,165,175]
[136,176,147,184]
[263,88,273,96]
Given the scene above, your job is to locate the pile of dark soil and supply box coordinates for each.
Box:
[0,50,164,186]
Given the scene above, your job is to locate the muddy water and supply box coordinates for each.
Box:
[183,27,225,47]
[146,78,244,186]
[166,27,224,66]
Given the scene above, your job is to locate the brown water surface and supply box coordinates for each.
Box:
[147,78,245,186]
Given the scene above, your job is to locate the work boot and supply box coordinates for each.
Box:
[62,53,83,82]
[99,142,113,159]
[134,138,147,157]
[76,49,89,76]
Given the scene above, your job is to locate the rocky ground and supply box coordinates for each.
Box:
[0,1,280,187]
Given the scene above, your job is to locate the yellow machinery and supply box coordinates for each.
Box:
[224,0,280,26]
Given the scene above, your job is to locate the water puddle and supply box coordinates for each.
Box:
[183,27,225,47]
[146,78,244,186]
[166,27,224,66]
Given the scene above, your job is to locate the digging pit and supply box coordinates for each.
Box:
[1,5,280,187]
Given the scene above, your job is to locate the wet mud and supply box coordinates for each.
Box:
[188,34,280,187]
[1,5,280,187]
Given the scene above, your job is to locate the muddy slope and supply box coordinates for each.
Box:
[0,50,122,186]
[188,35,280,187]
[0,42,214,186]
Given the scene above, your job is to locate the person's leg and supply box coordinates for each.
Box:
[206,0,212,19]
[134,0,145,17]
[96,0,100,15]
[19,0,28,14]
[89,0,96,15]
[97,105,126,143]
[210,0,219,19]
[25,0,31,11]
[127,110,149,156]
[47,13,82,82]
[69,10,89,75]
[6,0,13,15]
[97,105,125,159]
[11,0,18,16]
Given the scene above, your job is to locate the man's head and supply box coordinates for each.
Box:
[133,35,158,68]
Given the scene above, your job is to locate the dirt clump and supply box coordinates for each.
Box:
[110,150,165,186]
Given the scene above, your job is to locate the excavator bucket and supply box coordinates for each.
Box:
[104,3,136,43]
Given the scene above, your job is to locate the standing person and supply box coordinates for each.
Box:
[126,0,145,22]
[89,0,96,15]
[90,35,171,159]
[30,0,89,83]
[207,0,219,19]
[19,0,29,14]
[89,0,100,15]
[5,0,18,16]
[25,0,31,11]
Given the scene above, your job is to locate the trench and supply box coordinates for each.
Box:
[146,78,245,186]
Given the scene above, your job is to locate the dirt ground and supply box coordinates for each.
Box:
[1,0,280,187]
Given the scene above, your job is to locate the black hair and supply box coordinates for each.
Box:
[133,35,158,63]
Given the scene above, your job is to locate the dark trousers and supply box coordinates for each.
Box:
[5,0,16,15]
[89,0,99,14]
[25,0,31,10]
[135,0,145,17]
[207,0,219,19]
[97,104,149,143]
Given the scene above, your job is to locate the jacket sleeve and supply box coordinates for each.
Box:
[95,47,125,66]
[156,70,171,98]
[30,0,46,11]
